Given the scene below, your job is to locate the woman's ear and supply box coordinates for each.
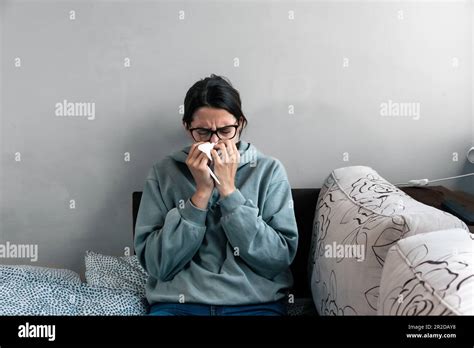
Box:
[183,122,196,143]
[236,118,244,138]
[183,121,193,141]
[183,121,191,133]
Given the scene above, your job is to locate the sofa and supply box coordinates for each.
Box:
[132,165,473,316]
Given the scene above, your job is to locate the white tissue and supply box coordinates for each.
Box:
[197,142,221,185]
[197,142,217,161]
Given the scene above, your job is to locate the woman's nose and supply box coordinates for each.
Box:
[210,134,220,143]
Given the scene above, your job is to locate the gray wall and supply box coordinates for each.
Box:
[1,0,472,278]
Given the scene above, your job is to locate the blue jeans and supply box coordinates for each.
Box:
[148,299,287,316]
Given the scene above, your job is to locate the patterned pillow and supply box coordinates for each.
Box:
[0,265,147,315]
[309,166,469,315]
[378,228,474,315]
[85,250,148,297]
[0,264,82,284]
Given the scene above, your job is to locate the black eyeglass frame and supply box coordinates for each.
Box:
[188,123,240,142]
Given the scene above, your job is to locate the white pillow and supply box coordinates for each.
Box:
[378,228,474,315]
[309,166,469,315]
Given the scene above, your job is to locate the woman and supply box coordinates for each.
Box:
[134,74,298,316]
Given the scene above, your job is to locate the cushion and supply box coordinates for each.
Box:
[309,165,469,315]
[0,264,82,284]
[85,250,148,297]
[378,228,474,315]
[0,265,147,315]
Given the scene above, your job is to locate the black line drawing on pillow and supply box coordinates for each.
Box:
[380,243,473,315]
[318,270,357,315]
[364,285,380,311]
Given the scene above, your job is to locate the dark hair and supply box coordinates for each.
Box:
[183,74,248,137]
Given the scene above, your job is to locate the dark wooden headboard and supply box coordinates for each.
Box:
[132,188,320,298]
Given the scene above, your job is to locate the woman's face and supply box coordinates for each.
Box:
[184,107,242,144]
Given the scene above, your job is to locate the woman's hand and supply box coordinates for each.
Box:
[211,140,240,198]
[185,141,215,195]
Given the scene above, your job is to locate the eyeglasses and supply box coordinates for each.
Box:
[189,123,239,141]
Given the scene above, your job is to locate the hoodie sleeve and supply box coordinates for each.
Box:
[134,174,208,282]
[218,164,298,280]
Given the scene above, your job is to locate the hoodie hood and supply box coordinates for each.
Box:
[169,140,257,168]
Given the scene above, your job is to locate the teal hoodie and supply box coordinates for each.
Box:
[134,140,298,306]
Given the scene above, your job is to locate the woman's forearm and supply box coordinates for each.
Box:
[191,189,212,210]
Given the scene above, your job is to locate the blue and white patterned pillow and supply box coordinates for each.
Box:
[0,264,82,284]
[85,250,148,298]
[0,265,147,315]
